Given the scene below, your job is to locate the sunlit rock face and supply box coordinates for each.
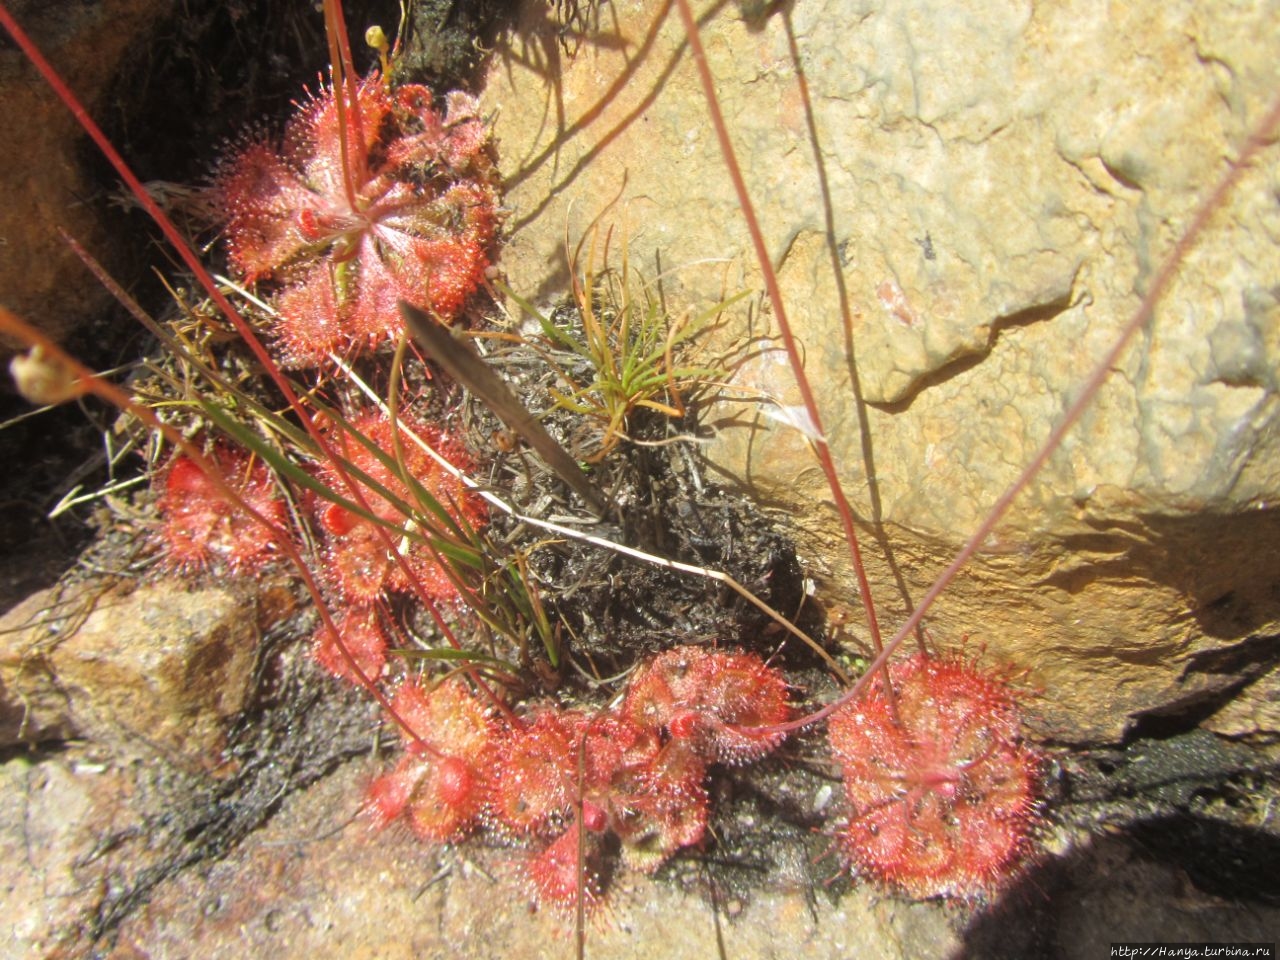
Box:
[481,0,1280,743]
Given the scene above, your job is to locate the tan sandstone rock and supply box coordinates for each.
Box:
[482,0,1280,742]
[0,578,260,759]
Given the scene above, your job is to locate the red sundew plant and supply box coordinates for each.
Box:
[312,406,488,607]
[0,0,497,776]
[365,677,496,841]
[304,405,489,682]
[216,76,498,366]
[361,646,786,913]
[607,740,711,876]
[4,0,1280,952]
[484,647,788,904]
[525,826,606,917]
[310,605,390,684]
[827,653,1041,898]
[620,646,790,765]
[156,442,286,573]
[670,0,1053,897]
[485,706,588,839]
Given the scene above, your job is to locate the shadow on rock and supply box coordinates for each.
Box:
[959,815,1280,960]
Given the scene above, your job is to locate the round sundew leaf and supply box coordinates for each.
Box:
[524,827,603,916]
[214,77,499,367]
[827,652,1042,899]
[485,709,577,838]
[406,755,482,842]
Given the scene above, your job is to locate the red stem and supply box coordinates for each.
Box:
[323,0,369,207]
[673,0,885,654]
[762,90,1280,735]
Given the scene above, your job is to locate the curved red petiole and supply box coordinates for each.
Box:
[673,0,886,658]
[737,89,1280,738]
